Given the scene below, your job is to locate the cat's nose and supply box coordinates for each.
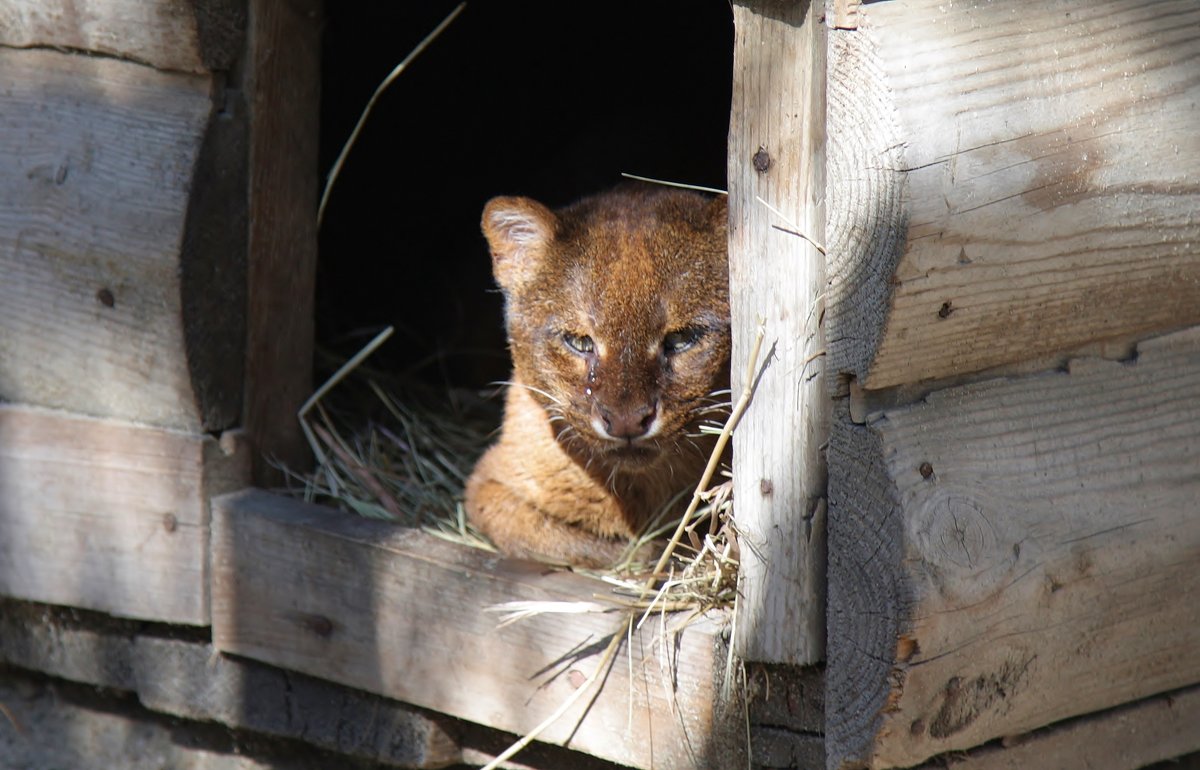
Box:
[595,402,658,440]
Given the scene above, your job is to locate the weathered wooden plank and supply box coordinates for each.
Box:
[826,0,1200,390]
[826,326,1200,769]
[211,490,740,770]
[0,600,461,769]
[242,0,320,482]
[728,0,828,665]
[0,0,244,73]
[0,405,248,624]
[0,47,241,431]
[931,684,1200,770]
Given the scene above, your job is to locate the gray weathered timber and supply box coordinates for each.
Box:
[0,601,462,769]
[826,326,1200,768]
[930,684,1200,770]
[242,0,320,482]
[0,405,248,624]
[826,0,1200,390]
[0,0,245,73]
[0,47,244,430]
[211,490,739,770]
[729,0,828,666]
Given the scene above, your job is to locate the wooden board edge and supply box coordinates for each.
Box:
[0,0,246,73]
[241,0,320,483]
[0,405,249,625]
[928,683,1200,770]
[210,489,742,770]
[728,0,829,666]
[826,325,1200,768]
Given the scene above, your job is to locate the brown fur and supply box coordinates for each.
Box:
[464,184,730,568]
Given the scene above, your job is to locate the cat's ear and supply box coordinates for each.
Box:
[481,196,557,292]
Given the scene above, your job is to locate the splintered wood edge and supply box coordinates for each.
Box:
[210,489,737,770]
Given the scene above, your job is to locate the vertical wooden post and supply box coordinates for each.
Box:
[243,0,322,483]
[729,0,828,664]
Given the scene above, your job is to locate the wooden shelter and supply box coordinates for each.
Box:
[1,0,1198,768]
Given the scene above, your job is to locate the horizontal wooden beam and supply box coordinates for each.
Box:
[929,683,1200,770]
[0,47,249,431]
[0,0,244,73]
[0,405,248,624]
[826,0,1200,390]
[826,326,1200,768]
[211,490,741,770]
[0,599,460,768]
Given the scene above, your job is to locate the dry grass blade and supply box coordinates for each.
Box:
[318,3,466,227]
[283,328,496,548]
[636,322,766,610]
[485,600,611,629]
[619,172,728,195]
[478,628,625,770]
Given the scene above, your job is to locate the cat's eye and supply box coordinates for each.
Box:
[663,328,703,355]
[563,332,595,354]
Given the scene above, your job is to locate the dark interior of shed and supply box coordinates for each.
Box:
[316,2,734,393]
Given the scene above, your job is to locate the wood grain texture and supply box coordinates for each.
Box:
[242,0,320,482]
[826,326,1200,769]
[0,405,249,624]
[827,0,1200,390]
[0,0,245,74]
[0,47,230,430]
[728,0,828,665]
[211,490,740,770]
[931,684,1200,770]
[0,600,463,769]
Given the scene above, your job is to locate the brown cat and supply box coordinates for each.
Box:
[464,184,730,568]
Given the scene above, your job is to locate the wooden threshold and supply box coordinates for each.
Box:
[211,489,739,770]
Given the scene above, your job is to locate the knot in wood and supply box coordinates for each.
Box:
[752,147,772,173]
[931,496,991,569]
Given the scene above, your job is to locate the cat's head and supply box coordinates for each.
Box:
[482,184,730,470]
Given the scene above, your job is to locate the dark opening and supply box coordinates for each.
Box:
[316,2,734,390]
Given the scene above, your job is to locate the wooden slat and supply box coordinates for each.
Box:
[0,47,226,431]
[242,0,321,482]
[932,685,1200,770]
[211,490,739,770]
[0,600,462,768]
[826,0,1200,390]
[728,0,828,665]
[0,0,244,73]
[826,326,1200,769]
[0,405,249,624]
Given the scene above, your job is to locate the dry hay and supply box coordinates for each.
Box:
[278,325,759,770]
[279,326,743,616]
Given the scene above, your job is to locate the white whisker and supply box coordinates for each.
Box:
[489,379,564,406]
